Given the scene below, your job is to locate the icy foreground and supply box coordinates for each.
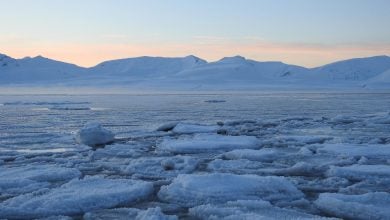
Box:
[0,176,153,219]
[1,107,390,219]
[315,192,390,220]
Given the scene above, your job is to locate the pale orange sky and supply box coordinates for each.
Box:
[1,0,390,68]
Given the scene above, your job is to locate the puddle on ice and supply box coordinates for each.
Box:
[0,93,389,219]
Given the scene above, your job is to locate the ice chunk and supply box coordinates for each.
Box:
[123,156,198,180]
[317,144,390,158]
[37,216,73,220]
[0,165,81,196]
[274,135,333,146]
[0,176,153,219]
[156,122,179,132]
[84,207,177,220]
[223,148,281,162]
[91,144,143,159]
[158,173,304,207]
[315,192,390,220]
[84,208,140,220]
[207,159,267,174]
[172,123,219,134]
[135,207,178,220]
[327,164,390,180]
[75,122,115,146]
[291,177,350,193]
[190,200,333,220]
[159,134,259,154]
[274,162,327,177]
[331,115,362,124]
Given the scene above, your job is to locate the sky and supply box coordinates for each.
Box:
[1,0,390,67]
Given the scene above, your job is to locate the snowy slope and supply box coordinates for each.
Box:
[175,56,310,82]
[0,54,19,68]
[90,55,207,78]
[312,55,390,81]
[364,68,390,88]
[0,54,86,84]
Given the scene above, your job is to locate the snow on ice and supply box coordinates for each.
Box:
[0,176,153,219]
[190,200,334,219]
[158,134,259,153]
[158,173,304,207]
[315,192,390,220]
[75,122,115,147]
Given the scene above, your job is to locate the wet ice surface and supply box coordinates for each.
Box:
[1,93,390,219]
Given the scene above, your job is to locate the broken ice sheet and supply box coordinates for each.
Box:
[0,176,153,219]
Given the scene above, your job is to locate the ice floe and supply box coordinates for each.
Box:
[172,123,219,134]
[190,200,334,220]
[207,159,268,174]
[0,176,154,219]
[84,207,177,220]
[75,122,115,146]
[0,165,81,196]
[158,173,304,207]
[123,155,198,180]
[327,164,390,180]
[223,148,281,162]
[315,192,390,220]
[159,134,259,153]
[156,122,179,132]
[317,144,390,159]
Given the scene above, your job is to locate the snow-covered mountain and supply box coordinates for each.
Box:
[0,53,389,90]
[0,54,86,84]
[91,55,206,78]
[174,56,310,83]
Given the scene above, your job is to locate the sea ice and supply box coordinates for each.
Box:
[156,122,179,132]
[331,115,362,124]
[172,123,219,134]
[327,164,390,180]
[317,144,390,159]
[0,165,81,196]
[274,135,333,146]
[91,143,144,160]
[75,122,115,146]
[223,148,281,162]
[158,134,259,153]
[84,207,177,220]
[123,156,198,180]
[315,192,390,220]
[0,176,153,219]
[190,200,334,220]
[158,173,304,207]
[207,159,268,174]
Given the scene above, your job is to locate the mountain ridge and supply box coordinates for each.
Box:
[0,53,389,89]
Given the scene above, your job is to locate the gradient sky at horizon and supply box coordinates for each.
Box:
[1,0,390,67]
